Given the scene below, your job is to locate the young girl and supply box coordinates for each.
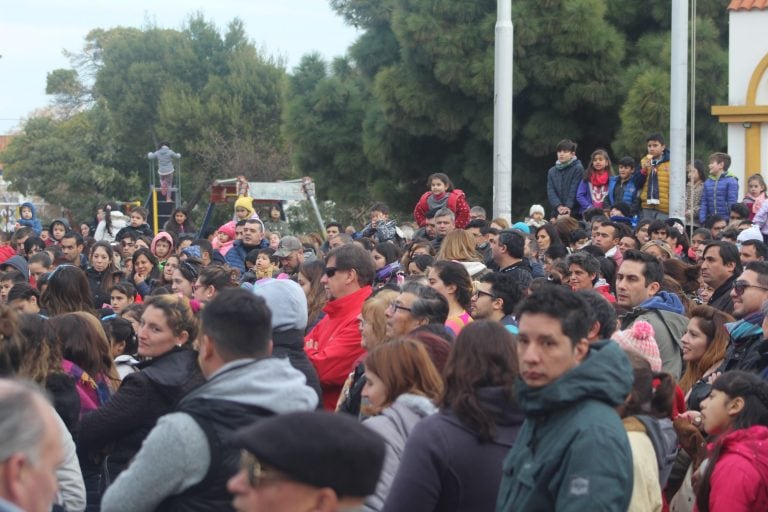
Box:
[742,173,766,221]
[150,232,175,267]
[162,207,196,239]
[695,371,768,512]
[577,149,613,212]
[413,172,470,229]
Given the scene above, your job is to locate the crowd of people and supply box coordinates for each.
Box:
[2,134,768,512]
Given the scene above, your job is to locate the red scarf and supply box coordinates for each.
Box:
[589,171,609,187]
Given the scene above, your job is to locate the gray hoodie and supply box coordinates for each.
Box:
[101,357,318,512]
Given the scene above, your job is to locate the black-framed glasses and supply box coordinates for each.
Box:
[239,451,285,488]
[388,301,412,314]
[324,266,338,278]
[472,289,495,299]
[733,280,768,296]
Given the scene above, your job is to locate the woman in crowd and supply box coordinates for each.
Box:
[641,240,675,261]
[78,295,205,484]
[160,253,180,288]
[401,241,435,270]
[686,160,707,227]
[50,312,119,415]
[41,265,96,317]
[383,321,523,512]
[535,223,564,261]
[192,264,238,303]
[436,230,488,278]
[679,305,733,411]
[297,260,327,333]
[407,254,433,276]
[131,248,161,298]
[170,258,203,298]
[337,289,399,416]
[86,241,120,310]
[696,371,768,511]
[118,303,145,339]
[372,241,403,288]
[427,260,473,336]
[361,338,444,511]
[103,316,139,380]
[94,202,130,244]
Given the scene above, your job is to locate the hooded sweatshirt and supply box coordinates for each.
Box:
[496,340,634,512]
[101,357,318,512]
[95,210,130,243]
[17,202,42,235]
[1,255,29,280]
[704,425,768,512]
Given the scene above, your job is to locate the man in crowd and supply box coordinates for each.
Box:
[226,219,268,274]
[60,232,87,268]
[720,261,768,374]
[466,219,493,264]
[471,272,524,333]
[385,282,449,339]
[616,250,687,378]
[102,289,318,510]
[469,205,487,221]
[496,286,633,511]
[491,229,533,286]
[0,379,63,512]
[227,411,386,512]
[275,236,305,277]
[305,244,373,410]
[739,239,768,265]
[430,207,456,251]
[592,221,622,266]
[701,240,740,314]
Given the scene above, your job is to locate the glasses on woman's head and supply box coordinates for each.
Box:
[732,280,768,296]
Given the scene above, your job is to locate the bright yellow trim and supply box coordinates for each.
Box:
[152,189,159,234]
[712,105,768,116]
[747,52,768,105]
[745,125,762,174]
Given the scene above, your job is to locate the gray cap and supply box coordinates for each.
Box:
[250,278,308,331]
[274,236,302,258]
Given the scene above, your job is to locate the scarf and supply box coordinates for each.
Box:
[589,171,609,208]
[427,192,449,211]
[555,157,576,171]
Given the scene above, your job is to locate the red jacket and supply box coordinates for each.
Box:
[700,425,768,512]
[413,189,470,229]
[305,285,371,410]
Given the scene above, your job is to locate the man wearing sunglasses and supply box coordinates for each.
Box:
[305,243,374,410]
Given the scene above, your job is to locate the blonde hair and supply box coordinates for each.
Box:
[436,230,482,262]
[361,290,398,350]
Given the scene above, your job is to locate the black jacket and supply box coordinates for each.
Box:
[272,329,322,403]
[708,274,737,315]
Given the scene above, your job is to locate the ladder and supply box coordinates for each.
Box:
[146,158,182,234]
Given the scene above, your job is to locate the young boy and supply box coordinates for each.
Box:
[15,202,42,235]
[699,152,738,226]
[546,139,584,219]
[607,156,642,216]
[48,219,70,246]
[639,133,671,219]
[115,207,154,241]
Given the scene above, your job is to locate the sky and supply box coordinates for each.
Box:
[0,1,360,134]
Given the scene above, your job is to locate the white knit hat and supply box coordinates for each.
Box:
[529,204,545,217]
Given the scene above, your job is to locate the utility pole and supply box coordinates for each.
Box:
[493,0,513,223]
[669,0,689,220]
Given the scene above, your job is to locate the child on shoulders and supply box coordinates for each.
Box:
[413,172,470,229]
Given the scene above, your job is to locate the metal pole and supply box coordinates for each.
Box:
[302,177,326,237]
[669,0,689,220]
[493,0,513,223]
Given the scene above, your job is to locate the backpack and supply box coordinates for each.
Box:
[636,414,679,487]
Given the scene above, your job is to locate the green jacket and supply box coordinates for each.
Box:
[496,340,634,512]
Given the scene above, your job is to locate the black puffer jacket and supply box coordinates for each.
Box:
[272,328,322,404]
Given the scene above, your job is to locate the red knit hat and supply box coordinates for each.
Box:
[613,320,662,372]
[218,220,236,240]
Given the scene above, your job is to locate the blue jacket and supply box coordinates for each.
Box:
[224,239,269,274]
[700,173,739,224]
[606,174,642,213]
[17,202,42,235]
[546,159,584,215]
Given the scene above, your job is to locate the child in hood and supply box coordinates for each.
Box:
[212,221,236,257]
[15,202,42,235]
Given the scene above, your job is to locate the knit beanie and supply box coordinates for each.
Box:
[529,204,545,217]
[612,320,662,372]
[235,196,255,216]
[218,220,236,240]
[511,222,530,234]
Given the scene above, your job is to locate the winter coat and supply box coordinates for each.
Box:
[702,426,768,512]
[77,348,205,478]
[363,394,438,512]
[272,328,323,403]
[383,386,524,512]
[708,274,736,316]
[147,146,180,175]
[576,178,609,212]
[496,339,634,512]
[85,265,113,310]
[16,201,42,235]
[722,312,768,374]
[640,150,670,213]
[546,158,584,215]
[115,223,154,242]
[607,174,642,214]
[620,291,688,380]
[699,173,739,225]
[101,357,318,512]
[414,190,470,229]
[623,418,663,512]
[95,211,130,243]
[224,239,268,274]
[305,285,371,410]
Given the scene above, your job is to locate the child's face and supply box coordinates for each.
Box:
[217,231,231,244]
[531,211,543,221]
[430,179,447,195]
[256,253,271,270]
[155,239,171,258]
[20,207,32,219]
[618,165,632,180]
[647,140,665,159]
[235,207,250,220]
[110,291,133,313]
[557,150,575,164]
[52,224,66,240]
[28,262,49,283]
[174,212,187,224]
[592,154,607,171]
[708,159,724,175]
[270,208,280,220]
[40,230,49,241]
[130,212,145,227]
[610,208,622,218]
[269,233,280,250]
[749,179,764,196]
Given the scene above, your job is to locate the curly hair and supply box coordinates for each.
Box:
[143,294,199,343]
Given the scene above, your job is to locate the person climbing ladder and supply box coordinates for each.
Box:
[148,141,181,202]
